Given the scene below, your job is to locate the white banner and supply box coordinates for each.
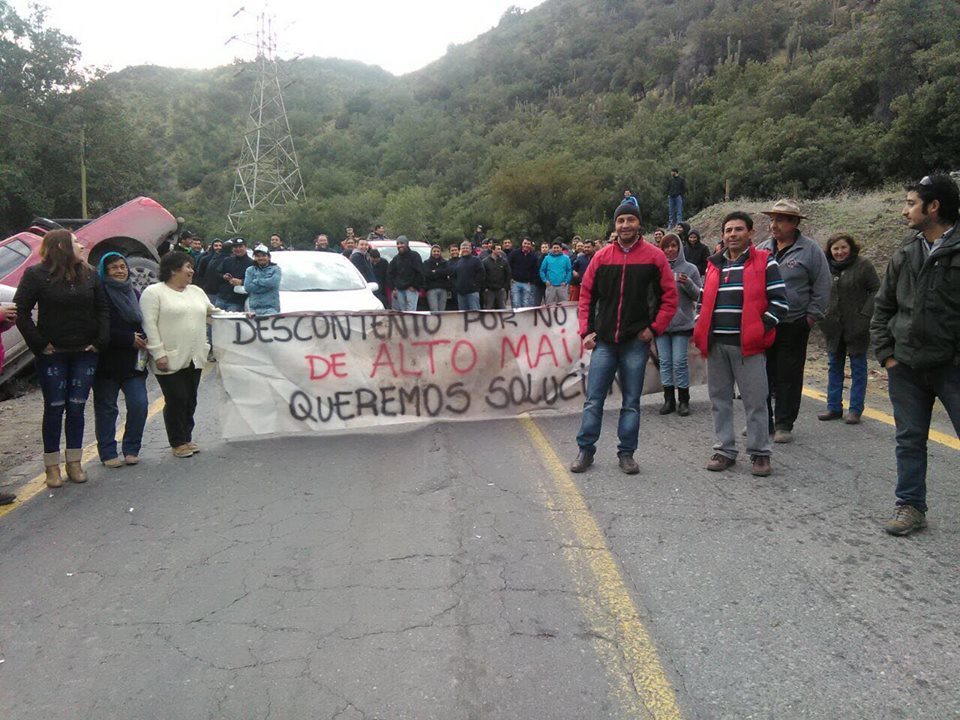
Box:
[212,306,704,438]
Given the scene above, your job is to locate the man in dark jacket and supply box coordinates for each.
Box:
[667,168,686,227]
[481,243,511,309]
[368,248,389,308]
[871,174,960,536]
[217,237,254,311]
[508,237,539,308]
[571,202,678,475]
[387,236,424,311]
[451,241,485,311]
[684,228,711,278]
[424,245,451,312]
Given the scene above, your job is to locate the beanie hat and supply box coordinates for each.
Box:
[614,202,641,222]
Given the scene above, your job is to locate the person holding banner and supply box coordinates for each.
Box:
[140,252,220,459]
[571,201,678,475]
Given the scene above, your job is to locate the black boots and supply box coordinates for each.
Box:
[659,386,676,415]
[677,387,690,416]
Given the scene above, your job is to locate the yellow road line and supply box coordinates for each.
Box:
[520,416,683,720]
[0,395,166,519]
[802,387,959,451]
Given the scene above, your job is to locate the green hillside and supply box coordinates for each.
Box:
[2,0,958,244]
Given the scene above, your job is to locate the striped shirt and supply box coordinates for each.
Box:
[696,247,788,344]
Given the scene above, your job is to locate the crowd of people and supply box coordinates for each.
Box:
[3,175,957,541]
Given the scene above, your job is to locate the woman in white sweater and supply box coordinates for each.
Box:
[140,251,221,458]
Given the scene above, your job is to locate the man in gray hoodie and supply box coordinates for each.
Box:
[756,200,831,443]
[655,232,702,416]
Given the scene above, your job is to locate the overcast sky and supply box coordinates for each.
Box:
[15,0,546,76]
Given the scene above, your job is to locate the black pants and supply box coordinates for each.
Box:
[765,319,811,431]
[155,364,202,447]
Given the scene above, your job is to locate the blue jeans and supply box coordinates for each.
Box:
[35,351,99,453]
[214,297,244,312]
[656,333,690,388]
[576,338,649,456]
[393,289,419,312]
[668,195,684,227]
[93,375,149,461]
[511,282,534,308]
[426,288,447,312]
[826,346,867,414]
[886,362,960,512]
[457,292,480,311]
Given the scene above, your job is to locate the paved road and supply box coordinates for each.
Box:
[0,371,957,719]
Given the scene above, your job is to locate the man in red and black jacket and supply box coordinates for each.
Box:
[570,202,678,475]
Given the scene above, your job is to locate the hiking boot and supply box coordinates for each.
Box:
[774,429,793,443]
[65,449,87,483]
[659,386,676,415]
[44,452,63,488]
[617,454,640,475]
[818,410,843,421]
[172,444,195,458]
[569,451,594,473]
[677,387,690,417]
[751,455,772,476]
[706,453,735,471]
[844,413,861,425]
[884,505,927,536]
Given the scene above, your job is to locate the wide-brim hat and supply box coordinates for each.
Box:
[761,199,806,219]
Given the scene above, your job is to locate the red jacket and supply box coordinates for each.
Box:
[578,238,678,343]
[693,247,776,357]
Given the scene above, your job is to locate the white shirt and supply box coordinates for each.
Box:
[140,283,217,374]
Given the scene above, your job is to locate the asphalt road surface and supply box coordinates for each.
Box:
[0,372,958,719]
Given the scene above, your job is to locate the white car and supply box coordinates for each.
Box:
[237,251,383,313]
[0,283,31,385]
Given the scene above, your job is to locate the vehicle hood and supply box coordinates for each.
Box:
[279,288,384,313]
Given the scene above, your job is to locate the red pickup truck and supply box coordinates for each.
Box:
[0,196,180,384]
[0,196,180,291]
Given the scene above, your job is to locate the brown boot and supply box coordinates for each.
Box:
[65,448,88,483]
[44,452,63,488]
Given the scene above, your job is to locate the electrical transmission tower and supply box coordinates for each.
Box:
[226,9,305,233]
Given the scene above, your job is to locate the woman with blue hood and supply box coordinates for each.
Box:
[656,232,702,416]
[92,252,149,467]
[243,244,282,315]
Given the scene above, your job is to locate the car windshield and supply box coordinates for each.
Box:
[273,253,367,292]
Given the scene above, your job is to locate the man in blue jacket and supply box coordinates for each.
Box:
[540,240,572,304]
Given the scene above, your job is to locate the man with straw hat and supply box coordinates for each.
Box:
[756,200,831,443]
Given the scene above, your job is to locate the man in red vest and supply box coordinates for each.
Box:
[693,211,789,476]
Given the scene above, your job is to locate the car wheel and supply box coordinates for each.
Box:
[126,256,160,292]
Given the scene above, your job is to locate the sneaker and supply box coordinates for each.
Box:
[172,444,195,458]
[569,451,594,473]
[817,410,843,421]
[102,457,124,469]
[884,505,927,536]
[774,429,793,443]
[124,455,140,465]
[617,454,640,475]
[706,453,736,471]
[844,413,861,425]
[0,492,15,506]
[750,455,772,476]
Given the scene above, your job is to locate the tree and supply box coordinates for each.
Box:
[490,157,599,242]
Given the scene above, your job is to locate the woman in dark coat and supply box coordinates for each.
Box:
[14,229,110,486]
[92,252,149,468]
[817,233,880,424]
